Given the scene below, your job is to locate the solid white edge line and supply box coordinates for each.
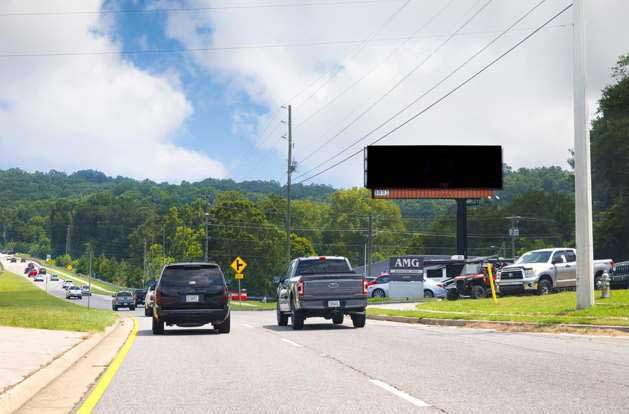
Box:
[243,324,253,329]
[281,338,303,348]
[369,379,431,408]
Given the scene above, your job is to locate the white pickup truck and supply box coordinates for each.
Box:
[497,248,614,295]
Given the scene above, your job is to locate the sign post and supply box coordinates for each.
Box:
[487,264,498,304]
[231,257,247,306]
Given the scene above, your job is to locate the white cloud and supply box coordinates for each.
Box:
[162,0,629,187]
[0,0,227,183]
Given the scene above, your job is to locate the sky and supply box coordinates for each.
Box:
[0,0,627,187]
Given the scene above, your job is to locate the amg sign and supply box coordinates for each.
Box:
[389,256,424,275]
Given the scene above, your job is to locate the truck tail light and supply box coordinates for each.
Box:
[155,289,162,305]
[362,278,369,296]
[611,260,615,272]
[297,277,304,299]
[224,286,229,304]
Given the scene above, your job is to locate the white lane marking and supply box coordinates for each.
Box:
[243,324,253,329]
[369,379,431,408]
[281,338,303,348]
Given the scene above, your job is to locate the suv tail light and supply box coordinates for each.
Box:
[155,288,162,305]
[611,260,615,272]
[362,278,368,296]
[224,286,229,304]
[297,277,304,299]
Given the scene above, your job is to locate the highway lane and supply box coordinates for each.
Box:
[0,257,114,310]
[94,312,629,414]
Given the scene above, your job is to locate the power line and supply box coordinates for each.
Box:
[292,0,413,110]
[293,0,456,140]
[294,0,494,173]
[0,0,405,17]
[296,2,573,184]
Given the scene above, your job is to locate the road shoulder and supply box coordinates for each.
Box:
[0,318,131,414]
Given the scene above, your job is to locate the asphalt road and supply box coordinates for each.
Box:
[1,257,114,310]
[93,312,629,414]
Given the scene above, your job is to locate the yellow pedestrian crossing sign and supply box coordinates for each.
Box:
[230,257,247,274]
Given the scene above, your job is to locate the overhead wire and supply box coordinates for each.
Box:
[0,0,406,17]
[294,0,494,174]
[296,2,573,184]
[293,0,456,144]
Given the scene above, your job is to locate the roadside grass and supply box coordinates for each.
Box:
[230,300,276,311]
[0,270,118,332]
[367,290,629,326]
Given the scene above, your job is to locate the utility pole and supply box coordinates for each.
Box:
[573,0,594,309]
[456,199,468,257]
[87,243,93,310]
[506,216,521,259]
[162,226,166,267]
[367,213,373,277]
[285,104,294,265]
[65,224,71,256]
[204,196,209,262]
[143,239,147,288]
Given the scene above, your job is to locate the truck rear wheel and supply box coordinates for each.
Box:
[292,311,304,330]
[351,313,366,328]
[152,316,164,335]
[277,302,289,326]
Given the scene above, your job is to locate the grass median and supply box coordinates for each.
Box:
[0,270,118,332]
[368,290,629,327]
[230,300,276,311]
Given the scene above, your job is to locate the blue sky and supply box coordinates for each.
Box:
[0,0,627,186]
[108,0,284,183]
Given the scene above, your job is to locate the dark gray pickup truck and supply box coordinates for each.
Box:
[276,256,368,330]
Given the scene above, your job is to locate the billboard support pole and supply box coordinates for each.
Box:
[456,199,468,257]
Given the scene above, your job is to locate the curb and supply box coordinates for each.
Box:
[367,315,629,334]
[0,319,122,414]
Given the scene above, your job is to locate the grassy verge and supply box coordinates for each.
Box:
[230,300,276,311]
[367,290,629,326]
[0,270,118,332]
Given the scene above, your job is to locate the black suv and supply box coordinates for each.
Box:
[133,288,147,305]
[152,263,230,335]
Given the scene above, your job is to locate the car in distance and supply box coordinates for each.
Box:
[497,248,614,295]
[112,291,136,311]
[38,267,47,275]
[34,274,45,282]
[20,258,26,263]
[152,262,230,335]
[81,285,91,296]
[9,257,17,263]
[28,269,38,278]
[133,289,147,306]
[62,280,74,290]
[50,274,59,282]
[276,256,367,330]
[144,285,155,317]
[66,286,83,299]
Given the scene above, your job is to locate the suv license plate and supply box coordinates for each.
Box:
[328,300,340,308]
[186,295,199,303]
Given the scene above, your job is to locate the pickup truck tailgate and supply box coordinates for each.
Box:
[303,273,364,299]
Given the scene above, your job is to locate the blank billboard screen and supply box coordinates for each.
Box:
[365,145,502,190]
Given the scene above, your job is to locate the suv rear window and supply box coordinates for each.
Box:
[117,292,132,296]
[160,265,224,288]
[296,259,352,275]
